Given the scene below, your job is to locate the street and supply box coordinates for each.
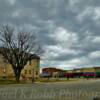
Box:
[0,79,100,100]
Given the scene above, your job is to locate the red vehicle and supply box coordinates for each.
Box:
[82,72,96,78]
[64,73,74,78]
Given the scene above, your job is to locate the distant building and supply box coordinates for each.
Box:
[42,67,64,77]
[81,67,95,73]
[42,67,100,78]
[94,67,100,72]
[94,67,100,77]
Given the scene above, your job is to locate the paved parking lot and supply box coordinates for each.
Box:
[0,79,100,100]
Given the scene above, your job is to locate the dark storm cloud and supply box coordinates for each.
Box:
[0,0,100,69]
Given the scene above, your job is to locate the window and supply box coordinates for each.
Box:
[25,70,27,74]
[29,70,31,74]
[36,71,38,75]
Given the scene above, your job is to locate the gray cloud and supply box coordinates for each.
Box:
[0,0,100,70]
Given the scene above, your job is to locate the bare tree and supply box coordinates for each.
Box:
[0,25,42,82]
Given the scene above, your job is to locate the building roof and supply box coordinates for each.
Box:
[42,67,64,72]
[29,54,40,59]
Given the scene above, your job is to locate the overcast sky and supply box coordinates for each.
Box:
[0,0,100,70]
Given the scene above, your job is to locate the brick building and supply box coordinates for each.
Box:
[42,67,64,77]
[0,54,40,81]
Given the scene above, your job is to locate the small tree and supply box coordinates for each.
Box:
[0,25,42,82]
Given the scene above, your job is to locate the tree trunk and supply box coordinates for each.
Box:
[15,73,20,83]
[14,68,21,83]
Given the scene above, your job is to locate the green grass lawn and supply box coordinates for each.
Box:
[0,78,26,84]
[0,78,78,84]
[0,77,97,84]
[0,79,17,84]
[36,78,80,83]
